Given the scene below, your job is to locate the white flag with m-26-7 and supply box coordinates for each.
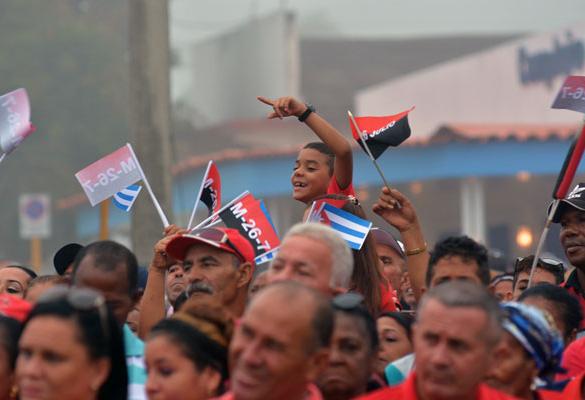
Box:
[75,144,143,206]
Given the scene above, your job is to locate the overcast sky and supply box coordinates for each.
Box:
[171,0,585,44]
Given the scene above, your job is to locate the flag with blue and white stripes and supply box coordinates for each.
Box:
[318,203,372,250]
[254,246,279,266]
[112,184,142,212]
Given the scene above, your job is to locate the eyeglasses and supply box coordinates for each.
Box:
[332,292,365,310]
[191,227,245,262]
[37,285,109,344]
[514,256,564,272]
[192,227,229,243]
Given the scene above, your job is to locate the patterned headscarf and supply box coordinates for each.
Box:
[501,302,565,380]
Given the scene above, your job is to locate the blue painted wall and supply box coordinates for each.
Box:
[76,138,576,237]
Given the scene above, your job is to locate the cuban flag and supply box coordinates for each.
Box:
[254,246,279,265]
[312,203,372,250]
[112,184,142,212]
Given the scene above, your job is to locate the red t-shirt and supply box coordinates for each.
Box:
[380,282,398,313]
[558,337,585,380]
[214,384,323,400]
[327,176,355,197]
[559,373,584,399]
[356,372,518,400]
[562,270,585,330]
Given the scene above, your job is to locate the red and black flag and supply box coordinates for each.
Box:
[349,107,414,159]
[187,160,222,230]
[219,193,280,257]
[201,161,221,215]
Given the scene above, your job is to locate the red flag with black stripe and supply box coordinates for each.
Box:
[349,107,414,159]
[219,193,280,257]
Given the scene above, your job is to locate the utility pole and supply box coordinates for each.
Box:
[128,0,173,263]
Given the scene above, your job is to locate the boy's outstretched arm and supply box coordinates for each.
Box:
[258,95,353,190]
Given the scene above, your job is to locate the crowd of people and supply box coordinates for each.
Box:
[0,95,585,399]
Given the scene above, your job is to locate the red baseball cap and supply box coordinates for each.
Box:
[166,227,255,265]
[0,294,32,322]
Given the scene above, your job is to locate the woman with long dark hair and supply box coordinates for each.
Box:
[16,286,127,400]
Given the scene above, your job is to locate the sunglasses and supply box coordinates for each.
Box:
[514,256,564,272]
[191,227,246,262]
[37,285,109,343]
[332,292,365,310]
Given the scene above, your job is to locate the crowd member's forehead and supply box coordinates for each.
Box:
[184,243,237,264]
[427,255,483,287]
[0,266,34,283]
[245,282,332,346]
[244,284,317,344]
[417,281,502,343]
[73,254,131,294]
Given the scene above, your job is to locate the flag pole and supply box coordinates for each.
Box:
[304,201,317,223]
[126,143,170,228]
[347,111,393,190]
[348,110,401,208]
[528,118,585,287]
[527,200,559,288]
[187,161,212,230]
[190,191,250,232]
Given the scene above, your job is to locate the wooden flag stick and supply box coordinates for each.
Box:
[347,111,393,190]
[528,118,585,288]
[348,110,400,208]
[190,191,250,232]
[527,200,559,288]
[126,143,170,228]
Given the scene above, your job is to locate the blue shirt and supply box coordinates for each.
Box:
[123,324,147,400]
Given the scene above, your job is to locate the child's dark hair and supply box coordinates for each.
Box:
[303,142,334,176]
[378,312,415,341]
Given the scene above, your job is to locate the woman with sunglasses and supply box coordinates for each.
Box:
[145,296,233,400]
[16,286,127,400]
[316,293,380,400]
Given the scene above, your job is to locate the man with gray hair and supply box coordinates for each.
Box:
[267,222,353,295]
[361,281,515,400]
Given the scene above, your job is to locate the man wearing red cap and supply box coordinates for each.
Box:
[139,225,254,338]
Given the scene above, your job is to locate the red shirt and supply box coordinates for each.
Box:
[558,337,585,380]
[380,282,398,312]
[559,373,584,399]
[562,270,585,330]
[356,373,518,400]
[214,384,323,400]
[327,177,355,197]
